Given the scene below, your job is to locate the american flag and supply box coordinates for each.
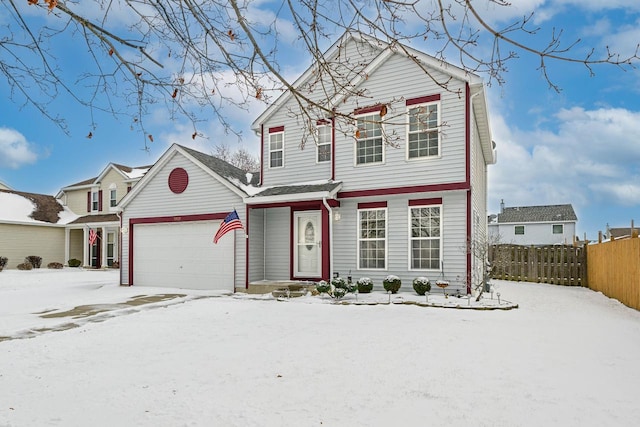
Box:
[88,229,98,245]
[213,210,244,244]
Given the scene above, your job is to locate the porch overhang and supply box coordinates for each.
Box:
[244,181,342,206]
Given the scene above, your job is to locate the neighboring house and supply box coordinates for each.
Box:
[0,189,78,268]
[56,163,151,268]
[488,201,577,246]
[605,225,638,239]
[119,31,496,293]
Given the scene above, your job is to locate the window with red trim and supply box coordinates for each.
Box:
[407,101,439,158]
[269,130,284,168]
[356,113,383,165]
[409,204,442,270]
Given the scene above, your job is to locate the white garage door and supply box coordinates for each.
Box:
[133,220,234,291]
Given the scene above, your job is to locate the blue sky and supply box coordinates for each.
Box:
[1,0,640,240]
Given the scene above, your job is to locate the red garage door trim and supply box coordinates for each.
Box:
[128,212,229,285]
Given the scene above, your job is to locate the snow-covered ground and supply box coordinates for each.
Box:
[1,268,639,426]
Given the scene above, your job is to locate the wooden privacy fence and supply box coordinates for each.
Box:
[488,244,586,286]
[586,237,640,311]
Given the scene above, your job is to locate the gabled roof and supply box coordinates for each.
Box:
[118,144,261,209]
[607,227,638,239]
[68,213,119,225]
[251,30,484,131]
[496,204,577,224]
[0,189,78,225]
[61,163,152,191]
[245,180,342,204]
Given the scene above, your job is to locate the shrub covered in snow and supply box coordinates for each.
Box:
[47,262,64,269]
[17,262,33,270]
[412,277,431,295]
[331,277,347,289]
[0,256,7,271]
[357,277,374,293]
[315,280,331,295]
[383,275,401,294]
[25,256,42,269]
[68,259,82,268]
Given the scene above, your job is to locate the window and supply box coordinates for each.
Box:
[91,191,99,211]
[316,122,331,163]
[269,130,284,168]
[107,232,116,267]
[358,208,386,269]
[356,113,383,165]
[407,102,439,158]
[410,205,441,270]
[110,189,117,207]
[515,225,525,235]
[553,224,563,234]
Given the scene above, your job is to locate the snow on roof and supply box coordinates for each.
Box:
[0,191,78,225]
[122,167,151,180]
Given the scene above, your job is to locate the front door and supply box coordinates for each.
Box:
[293,211,322,278]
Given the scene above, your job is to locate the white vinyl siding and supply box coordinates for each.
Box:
[409,205,442,270]
[407,102,439,159]
[355,114,383,165]
[264,208,290,279]
[269,131,284,168]
[0,223,65,270]
[357,208,387,270]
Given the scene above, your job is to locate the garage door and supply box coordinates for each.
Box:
[133,220,234,290]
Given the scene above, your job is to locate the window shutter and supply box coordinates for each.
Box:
[87,191,91,212]
[98,190,103,211]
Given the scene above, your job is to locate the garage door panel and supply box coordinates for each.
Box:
[133,221,234,290]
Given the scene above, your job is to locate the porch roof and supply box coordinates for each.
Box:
[245,181,342,204]
[68,214,119,225]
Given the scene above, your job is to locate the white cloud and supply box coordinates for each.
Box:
[488,106,640,213]
[0,127,38,169]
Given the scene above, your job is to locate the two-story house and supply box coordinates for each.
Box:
[118,31,496,293]
[488,201,577,246]
[56,163,150,268]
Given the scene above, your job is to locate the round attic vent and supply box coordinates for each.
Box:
[168,168,189,194]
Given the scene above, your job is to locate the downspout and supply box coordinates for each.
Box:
[322,197,334,281]
[468,87,482,294]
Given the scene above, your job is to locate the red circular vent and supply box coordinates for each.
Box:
[168,168,189,194]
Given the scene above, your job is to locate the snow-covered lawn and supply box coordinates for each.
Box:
[1,269,640,426]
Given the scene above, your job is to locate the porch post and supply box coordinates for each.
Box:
[64,227,70,266]
[101,226,107,269]
[82,227,89,267]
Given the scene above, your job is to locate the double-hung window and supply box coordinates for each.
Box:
[406,95,440,159]
[355,113,383,165]
[269,127,284,168]
[409,204,441,270]
[316,121,332,163]
[91,191,99,211]
[358,207,387,269]
[109,188,117,208]
[552,224,563,234]
[515,225,525,235]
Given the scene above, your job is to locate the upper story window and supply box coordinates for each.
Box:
[407,97,440,159]
[515,225,525,235]
[91,191,99,211]
[355,113,383,165]
[409,203,442,270]
[316,120,332,163]
[269,126,284,168]
[553,224,563,234]
[109,184,117,208]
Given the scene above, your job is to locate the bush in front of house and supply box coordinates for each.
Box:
[17,262,33,270]
[357,277,374,293]
[0,256,7,272]
[47,262,64,269]
[68,258,82,267]
[315,280,331,295]
[383,275,402,294]
[412,277,431,295]
[25,256,42,269]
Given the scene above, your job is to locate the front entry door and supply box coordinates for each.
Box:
[293,211,322,278]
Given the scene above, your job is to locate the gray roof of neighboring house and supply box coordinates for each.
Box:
[608,227,638,238]
[252,182,342,197]
[68,214,119,224]
[496,204,577,223]
[179,145,260,187]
